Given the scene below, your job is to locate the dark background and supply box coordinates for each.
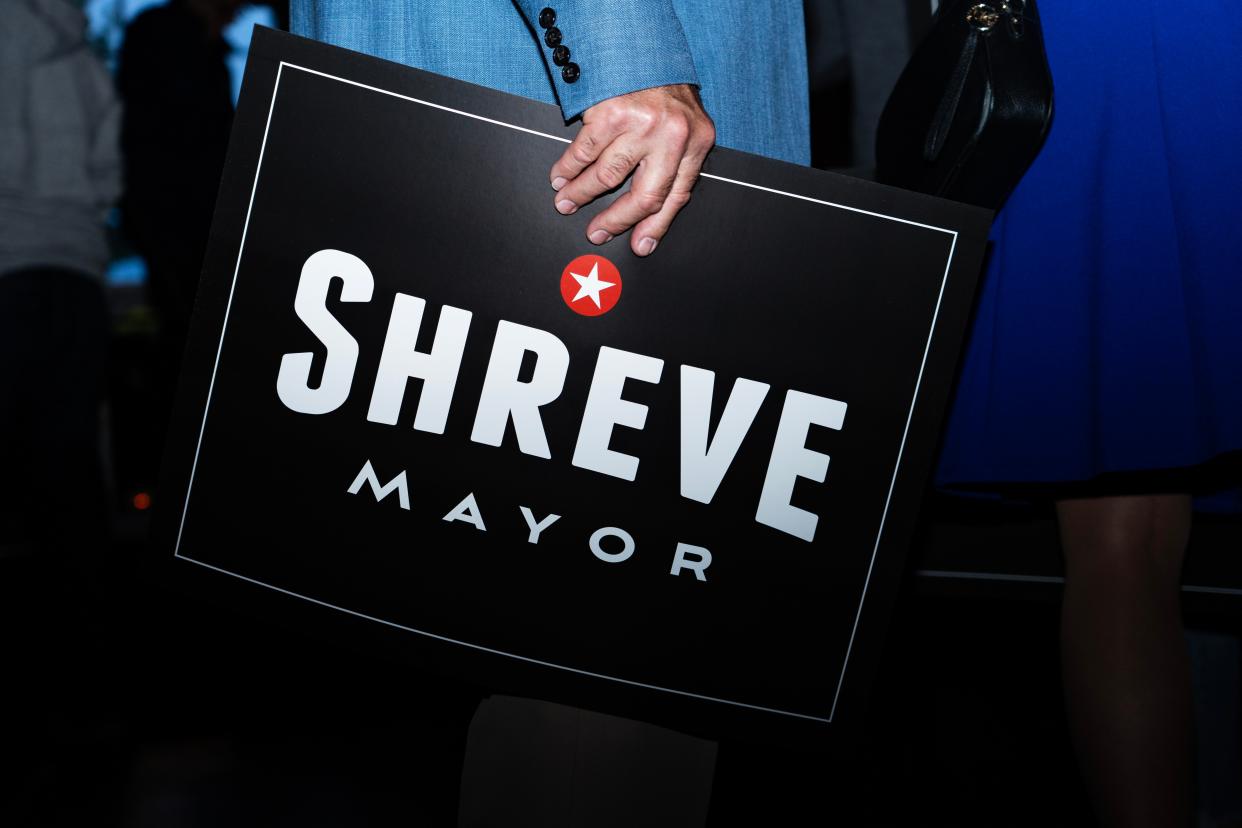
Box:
[3,2,1239,826]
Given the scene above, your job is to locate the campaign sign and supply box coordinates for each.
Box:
[155,28,990,735]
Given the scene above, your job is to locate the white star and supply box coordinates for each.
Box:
[570,262,616,309]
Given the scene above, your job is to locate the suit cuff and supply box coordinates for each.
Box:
[516,1,700,121]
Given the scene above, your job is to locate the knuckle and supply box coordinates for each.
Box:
[665,189,692,210]
[632,189,666,214]
[628,106,657,132]
[603,106,628,131]
[595,214,627,235]
[696,119,717,148]
[571,145,595,166]
[648,174,675,200]
[593,167,620,190]
[596,155,632,189]
[663,116,691,144]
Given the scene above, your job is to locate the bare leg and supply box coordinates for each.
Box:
[1056,494,1194,828]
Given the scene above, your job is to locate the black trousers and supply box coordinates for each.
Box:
[0,267,109,563]
[0,268,115,827]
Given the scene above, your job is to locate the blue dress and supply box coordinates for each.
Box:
[935,0,1242,510]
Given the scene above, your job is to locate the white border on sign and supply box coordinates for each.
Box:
[174,61,960,725]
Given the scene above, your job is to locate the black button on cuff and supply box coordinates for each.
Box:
[537,9,574,83]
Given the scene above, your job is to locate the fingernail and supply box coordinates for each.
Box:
[637,237,657,256]
[589,229,613,245]
[551,177,567,191]
[556,199,577,214]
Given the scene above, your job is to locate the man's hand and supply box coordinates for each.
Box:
[550,84,715,257]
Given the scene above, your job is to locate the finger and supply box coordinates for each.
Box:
[584,149,679,245]
[550,116,625,191]
[554,136,643,215]
[627,149,706,256]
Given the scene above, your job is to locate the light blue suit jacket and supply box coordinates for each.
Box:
[291,0,810,165]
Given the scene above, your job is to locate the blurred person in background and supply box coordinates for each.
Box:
[116,0,243,404]
[803,0,912,171]
[0,2,121,822]
[0,0,119,568]
[933,3,1242,825]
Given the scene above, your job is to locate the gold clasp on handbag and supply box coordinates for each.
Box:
[966,3,1001,31]
[967,1,1026,38]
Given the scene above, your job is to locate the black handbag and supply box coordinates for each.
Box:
[875,0,1054,212]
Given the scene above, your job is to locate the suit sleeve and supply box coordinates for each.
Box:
[513,0,700,120]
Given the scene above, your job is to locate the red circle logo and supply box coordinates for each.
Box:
[560,254,621,316]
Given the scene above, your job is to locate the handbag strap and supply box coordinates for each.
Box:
[924,30,979,162]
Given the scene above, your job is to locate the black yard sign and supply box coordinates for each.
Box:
[155,27,991,737]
